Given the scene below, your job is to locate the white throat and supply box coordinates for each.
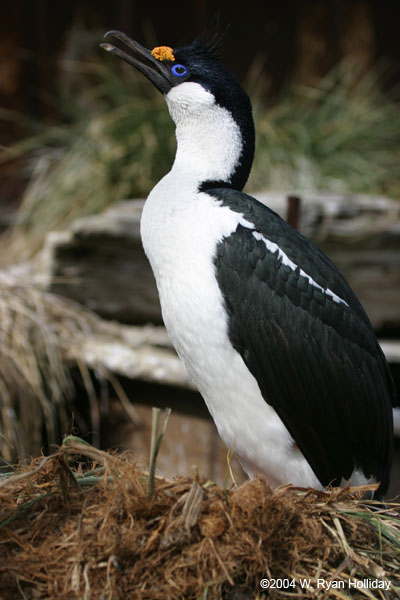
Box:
[165,82,243,185]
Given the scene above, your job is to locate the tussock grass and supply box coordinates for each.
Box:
[1,50,400,260]
[0,437,399,599]
[0,273,101,463]
[249,61,400,196]
[0,55,175,259]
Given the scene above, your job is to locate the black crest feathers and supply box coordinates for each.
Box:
[193,19,230,61]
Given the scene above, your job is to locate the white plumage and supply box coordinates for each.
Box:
[141,82,324,488]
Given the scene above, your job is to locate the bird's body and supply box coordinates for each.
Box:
[141,86,322,488]
[102,31,396,496]
[142,170,321,489]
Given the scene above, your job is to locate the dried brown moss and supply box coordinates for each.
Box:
[0,440,399,599]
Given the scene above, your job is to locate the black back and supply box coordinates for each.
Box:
[211,187,395,496]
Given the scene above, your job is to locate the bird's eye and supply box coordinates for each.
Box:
[171,64,188,78]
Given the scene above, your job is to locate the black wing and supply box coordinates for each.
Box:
[210,188,395,495]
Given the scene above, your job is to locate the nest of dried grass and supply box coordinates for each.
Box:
[1,437,399,599]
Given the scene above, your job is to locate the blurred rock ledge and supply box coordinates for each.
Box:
[34,192,400,332]
[35,200,161,323]
[71,321,193,390]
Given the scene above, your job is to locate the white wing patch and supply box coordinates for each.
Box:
[252,231,349,306]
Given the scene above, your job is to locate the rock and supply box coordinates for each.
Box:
[37,200,161,323]
[36,193,400,331]
[73,322,193,390]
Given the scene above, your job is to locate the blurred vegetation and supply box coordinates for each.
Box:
[0,56,175,258]
[1,50,400,259]
[0,275,99,463]
[250,62,400,196]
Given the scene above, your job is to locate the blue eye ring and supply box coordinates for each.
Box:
[171,64,188,78]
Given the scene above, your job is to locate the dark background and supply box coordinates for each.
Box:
[2,0,400,212]
[2,1,400,120]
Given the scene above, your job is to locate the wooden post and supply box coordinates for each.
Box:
[286,195,301,230]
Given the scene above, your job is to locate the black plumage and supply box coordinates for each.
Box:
[212,187,395,495]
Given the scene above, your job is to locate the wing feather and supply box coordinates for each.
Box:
[211,189,395,493]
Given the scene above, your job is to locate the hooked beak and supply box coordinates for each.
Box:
[100,30,172,94]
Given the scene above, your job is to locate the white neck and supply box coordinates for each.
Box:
[165,82,243,185]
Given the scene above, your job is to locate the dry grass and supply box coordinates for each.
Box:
[0,438,399,599]
[0,272,104,463]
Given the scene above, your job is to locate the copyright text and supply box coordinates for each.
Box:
[259,578,391,591]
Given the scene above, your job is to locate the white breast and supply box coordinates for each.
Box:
[140,172,322,489]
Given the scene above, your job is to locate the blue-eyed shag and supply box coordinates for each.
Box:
[101,30,396,498]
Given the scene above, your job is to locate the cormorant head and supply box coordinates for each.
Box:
[101,30,255,191]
